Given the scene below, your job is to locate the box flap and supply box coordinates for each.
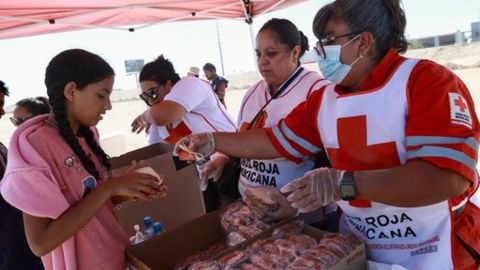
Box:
[127,208,367,270]
[111,143,187,168]
[127,210,223,270]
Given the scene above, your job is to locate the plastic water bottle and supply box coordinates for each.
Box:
[133,224,144,244]
[153,221,164,235]
[143,216,155,240]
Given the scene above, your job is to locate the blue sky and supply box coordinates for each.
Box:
[0,0,479,105]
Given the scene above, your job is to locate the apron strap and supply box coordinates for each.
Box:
[455,233,480,266]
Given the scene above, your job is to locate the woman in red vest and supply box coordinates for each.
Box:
[174,0,480,268]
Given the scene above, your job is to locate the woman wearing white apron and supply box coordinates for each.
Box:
[199,18,334,225]
[174,1,480,269]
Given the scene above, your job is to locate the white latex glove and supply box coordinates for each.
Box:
[196,152,229,192]
[280,168,343,213]
[173,132,216,160]
[261,188,299,222]
[243,186,298,222]
[131,110,153,134]
[200,152,229,186]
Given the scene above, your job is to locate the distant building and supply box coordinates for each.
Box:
[410,21,480,48]
[472,21,480,42]
[413,32,465,48]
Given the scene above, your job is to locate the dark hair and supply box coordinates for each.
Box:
[139,55,181,86]
[0,80,10,96]
[16,96,51,116]
[45,49,113,180]
[259,18,309,62]
[203,63,216,72]
[313,0,407,60]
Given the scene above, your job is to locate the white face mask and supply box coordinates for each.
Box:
[316,34,362,84]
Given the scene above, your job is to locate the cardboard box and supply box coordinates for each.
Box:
[126,209,367,270]
[110,143,206,235]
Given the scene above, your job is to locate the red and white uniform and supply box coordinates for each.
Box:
[267,51,480,269]
[149,77,236,144]
[238,67,329,195]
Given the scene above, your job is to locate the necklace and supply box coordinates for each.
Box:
[44,118,59,129]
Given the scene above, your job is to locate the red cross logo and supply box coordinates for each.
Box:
[327,115,401,170]
[239,111,268,132]
[327,115,401,208]
[165,121,192,144]
[454,96,467,112]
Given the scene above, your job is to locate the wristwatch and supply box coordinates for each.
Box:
[339,171,357,200]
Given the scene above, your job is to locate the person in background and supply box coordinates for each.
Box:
[187,66,200,78]
[0,81,8,175]
[0,81,6,120]
[0,49,166,270]
[203,63,228,105]
[184,18,334,225]
[138,63,202,145]
[130,55,236,212]
[174,0,480,268]
[10,96,51,127]
[0,81,44,269]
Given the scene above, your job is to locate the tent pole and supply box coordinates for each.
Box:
[216,22,226,76]
[240,0,260,77]
[248,23,259,76]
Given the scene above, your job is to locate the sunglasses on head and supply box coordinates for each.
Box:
[139,85,162,106]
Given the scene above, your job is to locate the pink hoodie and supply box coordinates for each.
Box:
[0,115,129,270]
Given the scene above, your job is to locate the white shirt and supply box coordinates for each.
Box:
[148,77,236,144]
[237,68,329,193]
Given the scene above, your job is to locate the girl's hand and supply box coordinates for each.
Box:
[108,160,167,201]
[280,168,343,213]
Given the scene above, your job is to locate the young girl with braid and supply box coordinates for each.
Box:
[0,49,166,270]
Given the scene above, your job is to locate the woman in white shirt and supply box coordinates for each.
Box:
[131,55,237,211]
